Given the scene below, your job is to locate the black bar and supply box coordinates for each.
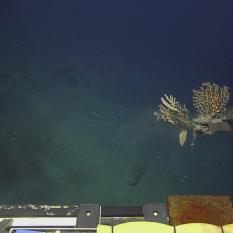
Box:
[0,205,79,217]
[101,206,143,217]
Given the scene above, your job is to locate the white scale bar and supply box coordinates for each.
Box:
[0,217,77,227]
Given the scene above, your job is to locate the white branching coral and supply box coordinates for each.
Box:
[154,94,189,125]
[153,82,231,146]
[193,82,230,118]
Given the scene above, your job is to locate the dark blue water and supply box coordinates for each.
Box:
[0,1,232,205]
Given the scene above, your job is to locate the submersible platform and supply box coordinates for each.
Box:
[0,195,233,233]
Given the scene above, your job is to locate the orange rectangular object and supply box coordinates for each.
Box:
[167,195,233,226]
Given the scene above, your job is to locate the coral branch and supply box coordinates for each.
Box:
[154,94,189,126]
[193,82,230,118]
